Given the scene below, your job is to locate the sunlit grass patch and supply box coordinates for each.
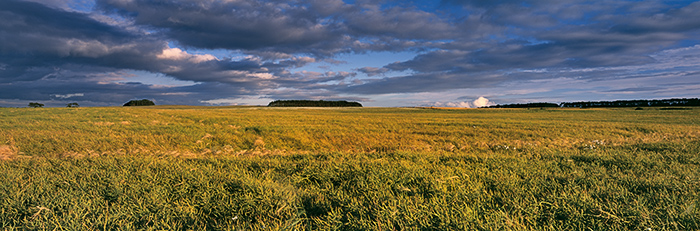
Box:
[0,145,18,160]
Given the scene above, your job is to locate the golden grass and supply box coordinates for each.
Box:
[0,145,17,160]
[1,106,698,157]
[0,106,698,229]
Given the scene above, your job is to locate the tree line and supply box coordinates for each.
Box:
[23,99,155,108]
[27,102,79,108]
[123,99,155,106]
[487,98,700,108]
[268,100,362,107]
[487,102,559,108]
[560,98,700,108]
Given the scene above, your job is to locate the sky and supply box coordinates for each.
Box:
[1,0,700,107]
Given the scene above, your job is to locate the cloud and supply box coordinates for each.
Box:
[472,96,491,107]
[96,0,342,53]
[94,0,455,56]
[342,0,700,96]
[342,71,504,95]
[22,0,93,12]
[0,0,357,105]
[357,67,389,76]
[0,0,167,83]
[53,93,84,99]
[157,46,217,63]
[2,0,700,107]
[431,97,493,108]
[342,4,455,40]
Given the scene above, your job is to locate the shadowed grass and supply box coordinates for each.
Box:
[1,144,698,230]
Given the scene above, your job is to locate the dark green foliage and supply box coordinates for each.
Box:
[28,102,44,108]
[487,102,560,108]
[66,103,79,108]
[268,100,362,107]
[561,98,700,108]
[489,98,700,108]
[123,99,155,106]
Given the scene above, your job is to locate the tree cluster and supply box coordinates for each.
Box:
[560,98,700,108]
[267,100,362,107]
[486,98,699,108]
[487,102,559,108]
[28,102,44,108]
[123,99,156,106]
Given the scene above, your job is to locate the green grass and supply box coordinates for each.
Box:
[0,107,699,230]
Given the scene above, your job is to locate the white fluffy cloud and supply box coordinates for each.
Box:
[157,47,217,63]
[432,96,492,108]
[472,96,490,107]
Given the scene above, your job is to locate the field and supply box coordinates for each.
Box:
[0,106,699,230]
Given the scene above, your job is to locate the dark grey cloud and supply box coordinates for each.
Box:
[0,0,368,105]
[357,67,389,76]
[94,0,455,56]
[342,72,504,95]
[342,4,455,40]
[603,87,662,93]
[604,2,700,34]
[0,70,278,106]
[96,0,342,53]
[0,0,129,43]
[0,77,159,106]
[0,0,147,80]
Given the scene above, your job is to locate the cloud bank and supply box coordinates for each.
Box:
[1,0,699,107]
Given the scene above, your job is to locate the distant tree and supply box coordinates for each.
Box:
[268,100,362,107]
[66,102,79,108]
[28,102,44,108]
[123,99,155,106]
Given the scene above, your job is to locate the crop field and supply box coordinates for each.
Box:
[0,106,699,230]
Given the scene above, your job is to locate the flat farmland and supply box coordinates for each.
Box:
[0,106,698,230]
